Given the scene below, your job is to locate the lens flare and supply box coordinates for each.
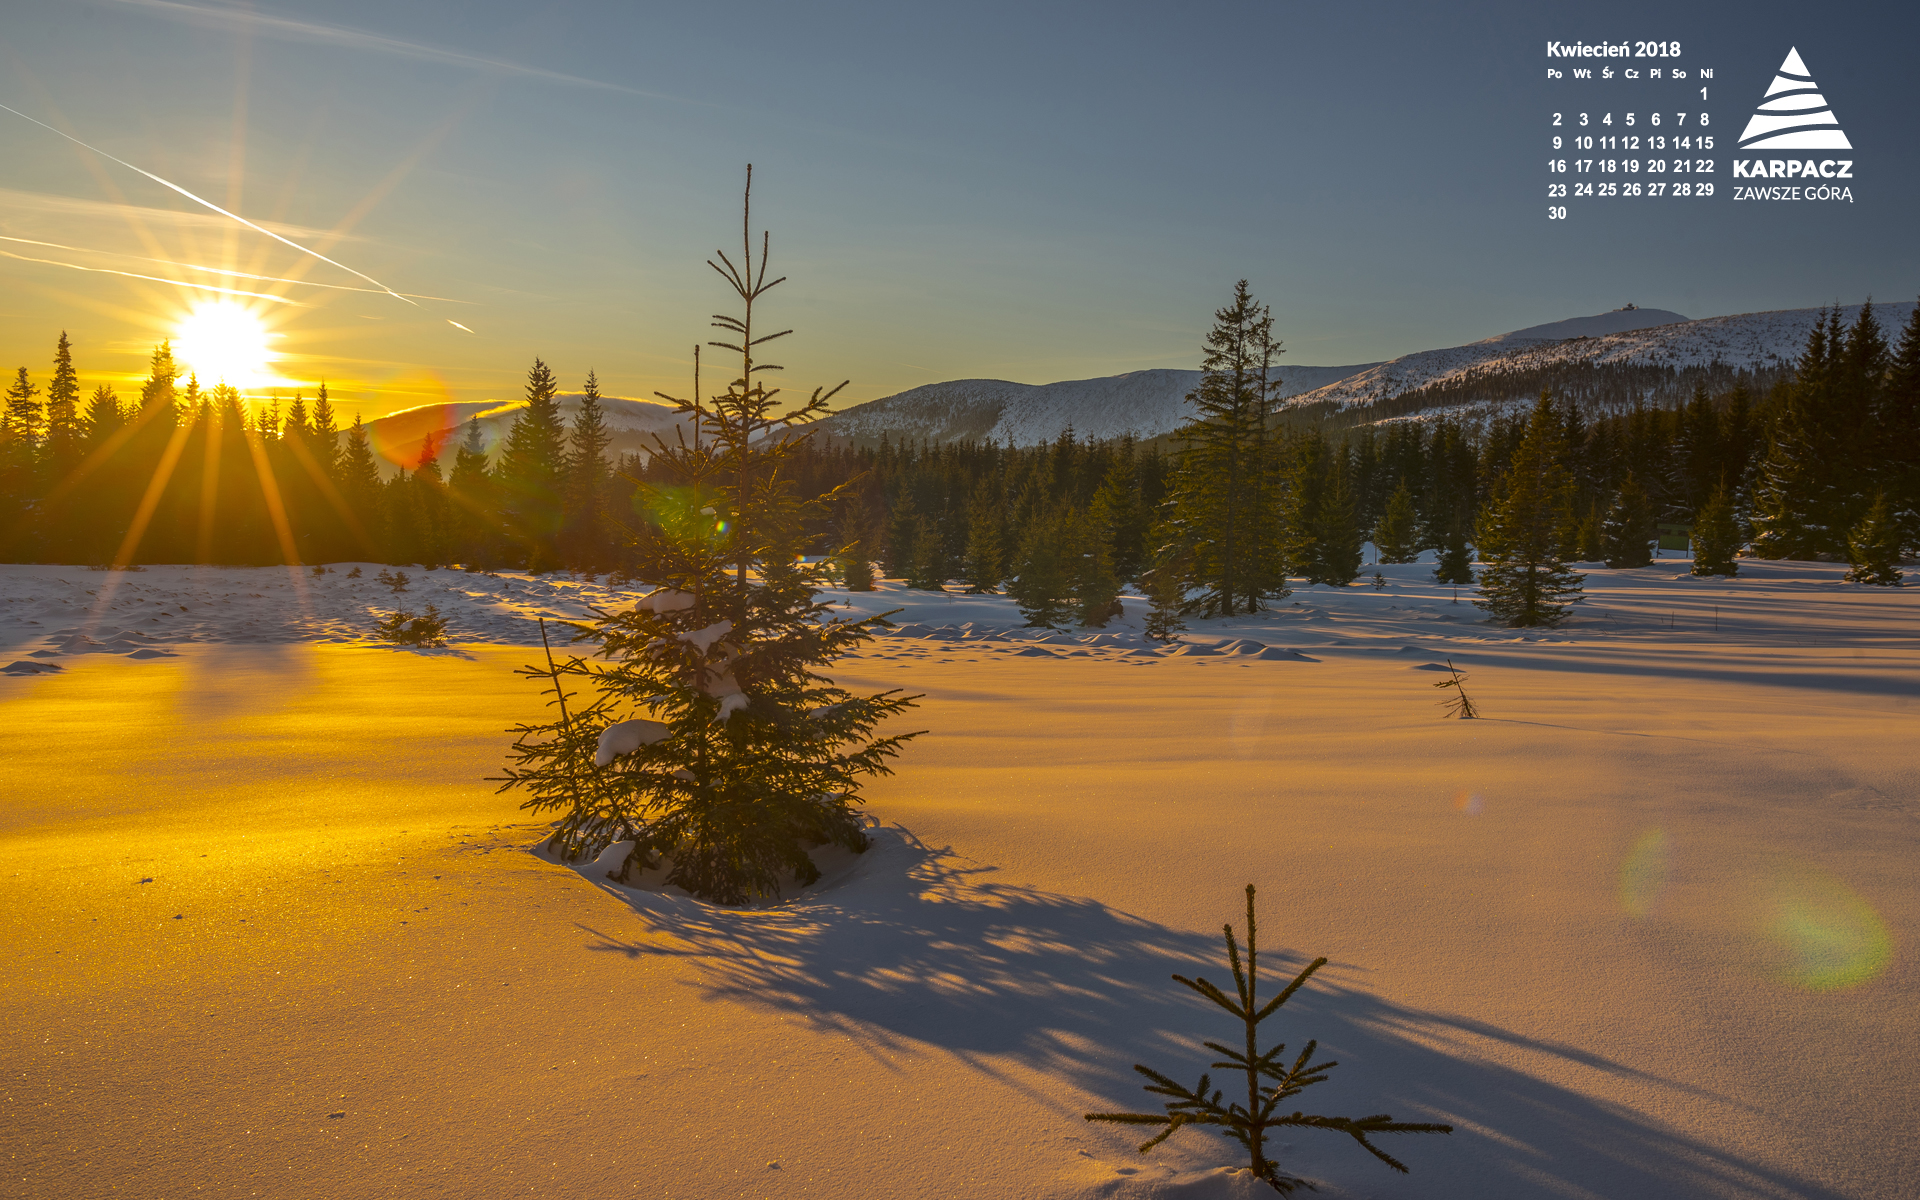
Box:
[369,373,459,471]
[1452,789,1483,815]
[1761,869,1893,991]
[1619,829,1671,918]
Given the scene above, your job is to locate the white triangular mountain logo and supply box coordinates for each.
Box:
[1738,47,1852,149]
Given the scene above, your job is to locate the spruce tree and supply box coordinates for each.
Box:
[1087,885,1451,1194]
[1070,505,1123,627]
[1141,551,1190,642]
[449,416,497,567]
[310,383,342,481]
[1574,498,1605,563]
[959,477,1005,593]
[1882,300,1920,555]
[494,167,921,904]
[45,332,83,475]
[1691,480,1740,577]
[836,491,876,592]
[1160,282,1286,616]
[1007,508,1075,629]
[884,489,921,578]
[561,370,615,570]
[338,415,384,558]
[904,511,949,590]
[1845,491,1903,585]
[1373,479,1419,564]
[1095,443,1148,582]
[1307,450,1362,586]
[1601,472,1656,569]
[498,357,567,571]
[1475,395,1584,627]
[3,367,41,444]
[1432,522,1473,586]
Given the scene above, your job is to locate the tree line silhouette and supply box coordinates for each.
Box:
[2,294,1914,617]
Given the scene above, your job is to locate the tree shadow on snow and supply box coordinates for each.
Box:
[573,825,1851,1200]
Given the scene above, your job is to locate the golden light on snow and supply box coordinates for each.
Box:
[173,299,279,388]
[1618,828,1671,917]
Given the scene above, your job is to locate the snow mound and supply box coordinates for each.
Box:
[3,660,62,674]
[1011,646,1057,658]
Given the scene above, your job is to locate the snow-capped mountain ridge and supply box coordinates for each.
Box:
[1286,302,1913,415]
[813,363,1381,447]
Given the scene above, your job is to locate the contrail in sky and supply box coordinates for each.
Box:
[0,101,417,307]
[447,320,476,334]
[0,246,303,304]
[0,234,467,302]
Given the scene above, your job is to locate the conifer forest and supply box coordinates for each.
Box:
[3,291,1915,626]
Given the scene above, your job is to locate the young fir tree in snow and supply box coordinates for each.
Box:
[494,168,923,904]
[836,491,876,592]
[1071,505,1125,627]
[1691,481,1741,577]
[960,477,1005,593]
[1475,394,1584,627]
[1007,507,1076,629]
[904,511,950,590]
[1600,472,1657,569]
[1432,520,1474,586]
[1310,452,1364,585]
[1372,480,1419,565]
[1141,548,1191,642]
[1087,885,1452,1194]
[1844,491,1903,586]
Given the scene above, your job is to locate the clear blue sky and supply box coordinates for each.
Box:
[1,0,1912,420]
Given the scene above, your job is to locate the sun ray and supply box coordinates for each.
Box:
[0,248,304,305]
[82,421,195,634]
[241,423,314,620]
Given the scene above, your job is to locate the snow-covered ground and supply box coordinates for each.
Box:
[3,558,1915,1199]
[6,549,1913,665]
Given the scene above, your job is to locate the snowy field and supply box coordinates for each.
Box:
[3,557,1916,1199]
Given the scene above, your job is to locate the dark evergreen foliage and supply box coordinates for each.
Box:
[1373,479,1419,564]
[0,300,1905,589]
[1691,481,1741,577]
[1845,491,1903,585]
[1600,472,1656,569]
[1475,395,1584,626]
[374,603,449,646]
[492,169,922,904]
[1157,282,1287,616]
[1086,885,1452,1194]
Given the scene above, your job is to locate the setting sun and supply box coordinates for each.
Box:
[173,300,277,388]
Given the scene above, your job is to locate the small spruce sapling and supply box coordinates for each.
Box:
[347,566,363,579]
[1087,885,1451,1193]
[1140,552,1190,643]
[1845,491,1904,586]
[492,168,924,904]
[374,603,449,647]
[1432,657,1478,719]
[1691,481,1740,578]
[1370,571,1387,590]
[1432,525,1473,586]
[377,568,409,593]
